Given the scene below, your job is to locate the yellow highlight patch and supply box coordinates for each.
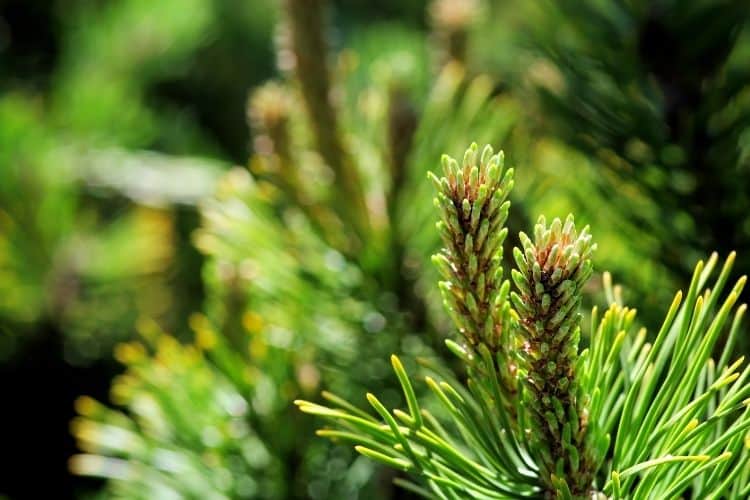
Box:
[196,328,217,350]
[114,342,145,364]
[74,396,99,417]
[243,311,264,334]
[190,313,217,350]
[249,338,267,360]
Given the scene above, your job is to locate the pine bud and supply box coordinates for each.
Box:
[430,143,518,420]
[430,143,514,349]
[512,214,596,494]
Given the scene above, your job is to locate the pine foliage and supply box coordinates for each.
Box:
[298,143,750,499]
[63,1,750,498]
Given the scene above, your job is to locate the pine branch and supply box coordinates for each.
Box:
[292,143,750,499]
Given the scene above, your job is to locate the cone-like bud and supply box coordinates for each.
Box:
[511,214,596,496]
[430,143,518,415]
[430,143,514,347]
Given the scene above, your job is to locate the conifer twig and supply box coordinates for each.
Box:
[283,0,370,241]
[511,215,596,496]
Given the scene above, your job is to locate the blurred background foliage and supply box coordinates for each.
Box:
[1,0,748,498]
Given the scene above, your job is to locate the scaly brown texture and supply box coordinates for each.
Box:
[430,143,518,412]
[511,215,596,497]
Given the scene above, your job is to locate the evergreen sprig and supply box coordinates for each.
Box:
[511,215,596,495]
[430,143,513,351]
[429,143,518,419]
[297,142,750,499]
